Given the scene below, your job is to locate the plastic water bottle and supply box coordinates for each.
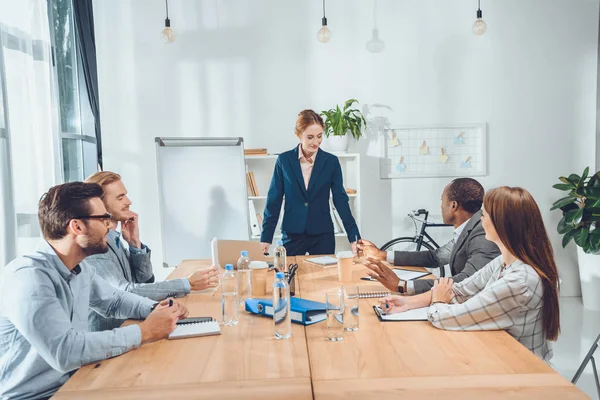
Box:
[221,264,238,326]
[237,250,252,305]
[274,240,288,275]
[273,272,292,339]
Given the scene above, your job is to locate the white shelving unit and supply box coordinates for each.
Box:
[245,153,361,252]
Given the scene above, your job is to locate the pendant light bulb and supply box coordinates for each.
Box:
[317,0,331,43]
[472,1,487,36]
[161,0,175,43]
[366,29,385,53]
[317,18,331,43]
[161,19,175,43]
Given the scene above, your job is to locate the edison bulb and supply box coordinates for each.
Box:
[161,26,175,43]
[472,19,487,36]
[366,29,385,53]
[317,26,331,43]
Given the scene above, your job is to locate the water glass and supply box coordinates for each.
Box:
[325,291,345,341]
[342,285,359,331]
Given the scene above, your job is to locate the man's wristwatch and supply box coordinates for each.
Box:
[397,280,407,294]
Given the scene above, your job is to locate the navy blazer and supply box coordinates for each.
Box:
[260,146,360,243]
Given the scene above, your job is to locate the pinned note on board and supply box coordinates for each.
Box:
[454,132,465,145]
[388,130,400,147]
[460,156,472,169]
[439,148,449,163]
[419,141,429,155]
[395,156,406,172]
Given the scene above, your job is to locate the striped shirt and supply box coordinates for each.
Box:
[427,255,552,361]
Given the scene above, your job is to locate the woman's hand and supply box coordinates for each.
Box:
[431,277,455,304]
[260,242,271,255]
[378,295,411,314]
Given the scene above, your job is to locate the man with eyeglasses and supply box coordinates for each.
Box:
[0,182,187,400]
[82,171,219,331]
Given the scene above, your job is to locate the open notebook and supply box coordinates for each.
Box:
[168,317,221,340]
[373,305,429,322]
[362,268,430,282]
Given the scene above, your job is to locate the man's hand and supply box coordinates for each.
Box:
[188,266,220,291]
[378,295,411,314]
[121,211,141,248]
[363,257,401,292]
[431,277,455,304]
[139,300,179,343]
[357,239,386,261]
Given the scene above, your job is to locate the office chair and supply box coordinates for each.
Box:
[571,332,600,399]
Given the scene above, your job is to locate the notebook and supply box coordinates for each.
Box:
[358,291,391,299]
[168,317,221,340]
[373,305,429,321]
[305,256,338,267]
[362,268,430,282]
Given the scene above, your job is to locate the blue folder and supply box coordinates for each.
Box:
[245,297,327,326]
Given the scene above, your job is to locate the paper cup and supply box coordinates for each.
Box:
[337,251,354,283]
[249,261,269,296]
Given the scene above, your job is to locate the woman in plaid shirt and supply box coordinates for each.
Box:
[379,186,560,361]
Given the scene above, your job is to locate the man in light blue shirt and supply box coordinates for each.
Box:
[0,182,187,400]
[82,171,218,331]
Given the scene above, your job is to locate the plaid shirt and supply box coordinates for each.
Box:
[427,255,552,361]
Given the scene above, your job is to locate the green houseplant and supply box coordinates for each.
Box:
[551,167,600,254]
[551,166,600,310]
[320,99,366,153]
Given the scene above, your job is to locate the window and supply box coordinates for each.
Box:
[50,0,98,182]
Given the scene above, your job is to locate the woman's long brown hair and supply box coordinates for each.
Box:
[484,187,560,341]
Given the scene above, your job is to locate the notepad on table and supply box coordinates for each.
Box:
[305,256,338,267]
[168,317,221,340]
[362,268,430,282]
[373,305,429,321]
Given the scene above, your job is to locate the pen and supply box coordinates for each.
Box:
[356,235,360,259]
[168,299,173,307]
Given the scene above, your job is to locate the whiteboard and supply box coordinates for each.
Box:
[155,137,249,267]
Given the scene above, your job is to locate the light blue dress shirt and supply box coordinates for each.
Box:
[0,241,155,400]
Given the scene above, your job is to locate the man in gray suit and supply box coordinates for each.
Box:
[359,178,500,295]
[82,171,219,331]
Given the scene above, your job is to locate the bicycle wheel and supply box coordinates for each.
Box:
[380,237,435,252]
[380,237,445,278]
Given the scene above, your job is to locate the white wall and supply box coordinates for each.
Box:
[93,0,598,294]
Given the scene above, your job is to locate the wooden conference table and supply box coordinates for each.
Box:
[54,256,586,399]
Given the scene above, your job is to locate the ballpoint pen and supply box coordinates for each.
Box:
[356,235,360,259]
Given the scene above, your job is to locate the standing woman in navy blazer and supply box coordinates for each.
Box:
[260,110,361,256]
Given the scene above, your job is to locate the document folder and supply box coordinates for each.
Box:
[245,297,327,325]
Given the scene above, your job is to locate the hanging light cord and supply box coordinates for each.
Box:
[478,0,481,11]
[372,0,378,28]
[165,0,170,19]
[322,0,326,18]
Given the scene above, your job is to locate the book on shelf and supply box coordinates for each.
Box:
[244,148,268,156]
[249,172,259,196]
[245,172,260,197]
[246,173,255,196]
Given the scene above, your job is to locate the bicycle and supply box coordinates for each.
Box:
[379,209,452,277]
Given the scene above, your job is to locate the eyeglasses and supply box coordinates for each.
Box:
[73,213,113,221]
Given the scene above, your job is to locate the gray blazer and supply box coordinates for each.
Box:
[393,210,500,294]
[82,230,190,331]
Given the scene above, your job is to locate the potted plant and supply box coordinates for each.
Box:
[551,167,600,310]
[320,99,367,153]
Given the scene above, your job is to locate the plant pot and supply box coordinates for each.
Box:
[327,135,349,153]
[577,246,600,310]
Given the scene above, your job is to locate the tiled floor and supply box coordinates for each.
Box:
[553,297,600,399]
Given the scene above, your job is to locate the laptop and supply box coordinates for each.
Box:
[212,238,273,267]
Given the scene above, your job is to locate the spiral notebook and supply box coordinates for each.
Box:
[358,291,391,299]
[168,317,221,340]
